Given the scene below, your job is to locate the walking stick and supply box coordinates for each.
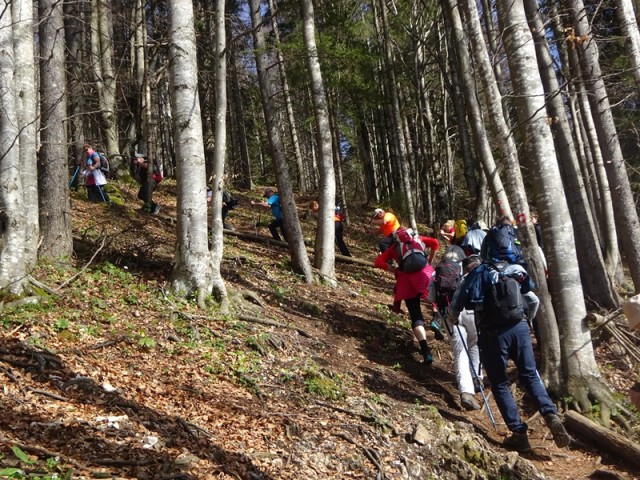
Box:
[455,322,498,430]
[69,165,80,188]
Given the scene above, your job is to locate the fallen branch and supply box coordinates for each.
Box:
[237,314,312,338]
[565,410,640,469]
[55,235,107,291]
[27,387,68,402]
[313,400,398,436]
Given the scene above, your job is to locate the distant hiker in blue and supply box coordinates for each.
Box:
[251,187,287,241]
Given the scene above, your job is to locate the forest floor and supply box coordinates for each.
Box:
[0,178,639,480]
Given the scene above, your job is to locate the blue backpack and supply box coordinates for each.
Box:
[486,223,524,264]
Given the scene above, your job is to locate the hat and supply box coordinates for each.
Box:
[263,187,274,197]
[478,220,489,231]
[374,208,384,217]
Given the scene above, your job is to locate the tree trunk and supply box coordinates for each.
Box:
[524,0,619,309]
[229,43,252,190]
[209,0,229,306]
[248,0,313,283]
[39,0,73,261]
[93,0,121,172]
[376,0,416,228]
[564,0,640,294]
[615,0,640,96]
[442,0,511,222]
[0,2,26,293]
[300,0,336,285]
[268,0,308,193]
[167,0,214,305]
[13,0,38,271]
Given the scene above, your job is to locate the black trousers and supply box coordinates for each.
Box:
[335,221,351,257]
[269,218,287,241]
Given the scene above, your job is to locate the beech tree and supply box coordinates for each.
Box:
[39,0,73,261]
[300,0,336,284]
[168,0,214,305]
[0,0,26,292]
[248,0,313,283]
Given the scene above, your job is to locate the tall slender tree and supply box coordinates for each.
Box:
[168,0,214,305]
[300,0,336,285]
[39,0,73,261]
[248,0,313,283]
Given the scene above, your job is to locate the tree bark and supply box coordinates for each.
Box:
[13,0,38,271]
[564,0,640,293]
[39,0,73,261]
[209,0,229,306]
[300,0,336,285]
[0,2,26,293]
[167,0,214,304]
[524,0,619,310]
[248,0,313,283]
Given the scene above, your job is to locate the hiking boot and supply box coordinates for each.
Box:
[152,205,161,215]
[388,304,405,314]
[223,222,234,230]
[423,349,433,365]
[429,320,445,341]
[544,413,570,448]
[460,393,481,411]
[502,431,531,452]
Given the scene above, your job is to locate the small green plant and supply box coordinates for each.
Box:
[54,318,70,331]
[304,371,344,400]
[0,446,72,479]
[137,333,156,349]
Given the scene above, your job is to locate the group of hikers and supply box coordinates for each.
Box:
[73,160,570,452]
[368,208,569,453]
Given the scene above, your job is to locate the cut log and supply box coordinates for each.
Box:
[565,410,640,469]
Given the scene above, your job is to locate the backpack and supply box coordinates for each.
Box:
[434,258,463,311]
[482,262,524,327]
[394,228,428,273]
[223,191,238,209]
[152,161,163,183]
[98,153,110,177]
[454,219,467,243]
[485,223,524,264]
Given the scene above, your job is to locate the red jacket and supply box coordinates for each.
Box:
[374,236,439,301]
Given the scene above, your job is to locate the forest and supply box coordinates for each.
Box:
[1,0,640,478]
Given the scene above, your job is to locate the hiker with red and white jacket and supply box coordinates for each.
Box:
[373,227,439,365]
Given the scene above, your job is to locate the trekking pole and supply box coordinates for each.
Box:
[69,165,80,188]
[455,323,498,430]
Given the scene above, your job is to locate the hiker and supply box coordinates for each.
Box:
[373,227,440,364]
[208,188,237,230]
[447,259,570,452]
[480,216,524,265]
[453,219,468,246]
[460,220,489,257]
[428,248,482,411]
[82,144,110,203]
[369,208,400,252]
[132,154,161,214]
[440,220,455,245]
[251,187,286,241]
[310,201,351,257]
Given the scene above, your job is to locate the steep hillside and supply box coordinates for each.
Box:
[0,180,638,480]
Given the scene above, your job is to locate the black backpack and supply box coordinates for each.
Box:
[223,191,238,210]
[98,153,110,177]
[485,223,524,264]
[434,258,462,311]
[482,262,524,327]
